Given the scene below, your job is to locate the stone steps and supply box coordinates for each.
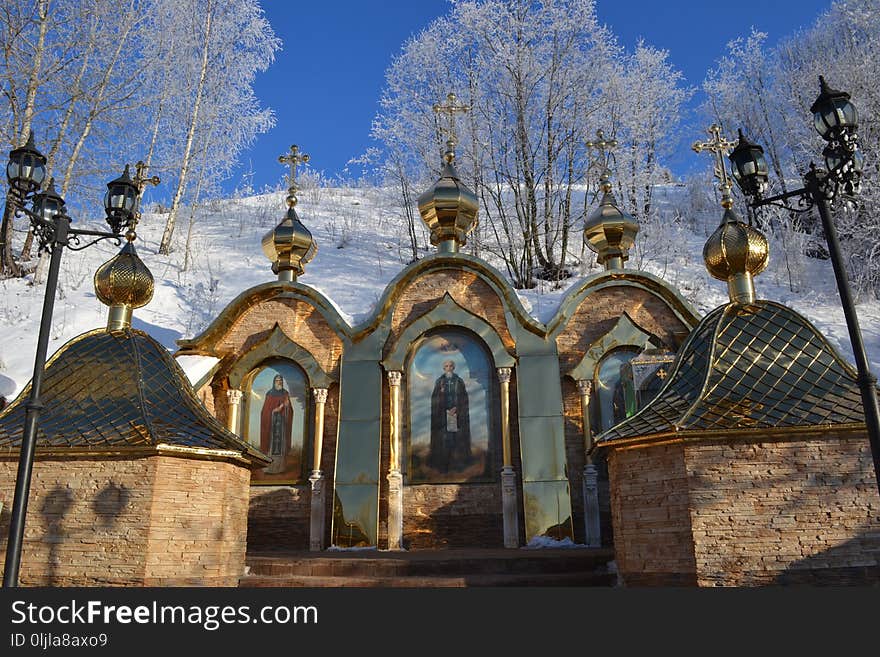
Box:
[240,548,618,587]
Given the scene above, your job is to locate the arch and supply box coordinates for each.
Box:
[228,323,335,390]
[405,327,499,484]
[176,281,353,355]
[381,293,515,371]
[567,312,659,382]
[353,253,545,341]
[241,357,311,484]
[548,269,701,339]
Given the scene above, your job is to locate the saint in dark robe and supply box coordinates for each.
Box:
[429,360,472,472]
[260,374,292,474]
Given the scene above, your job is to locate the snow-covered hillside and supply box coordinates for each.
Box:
[1,183,879,402]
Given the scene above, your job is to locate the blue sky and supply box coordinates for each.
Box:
[232,0,834,194]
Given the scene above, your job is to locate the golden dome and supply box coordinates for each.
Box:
[703,208,769,304]
[94,233,154,330]
[261,206,316,281]
[584,177,639,269]
[417,146,478,252]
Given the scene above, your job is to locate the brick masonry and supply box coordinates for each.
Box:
[385,268,516,357]
[0,455,252,586]
[558,284,690,548]
[607,431,880,586]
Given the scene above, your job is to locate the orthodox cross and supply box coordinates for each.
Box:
[585,129,618,189]
[692,124,737,208]
[433,92,470,158]
[279,144,310,206]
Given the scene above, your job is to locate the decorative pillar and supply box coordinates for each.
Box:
[498,367,519,548]
[577,379,601,547]
[309,387,329,551]
[226,388,243,435]
[386,371,404,550]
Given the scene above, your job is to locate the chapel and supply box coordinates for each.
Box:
[174,134,699,553]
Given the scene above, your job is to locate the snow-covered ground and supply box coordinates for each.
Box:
[1,182,878,402]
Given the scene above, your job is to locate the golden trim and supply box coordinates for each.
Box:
[176,281,353,355]
[498,367,512,467]
[594,422,868,453]
[546,270,701,338]
[0,444,258,467]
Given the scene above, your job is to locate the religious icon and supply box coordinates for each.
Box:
[408,331,494,483]
[245,360,307,483]
[429,359,472,472]
[261,373,293,474]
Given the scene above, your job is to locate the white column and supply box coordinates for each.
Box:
[386,371,404,550]
[226,388,243,435]
[577,379,601,548]
[309,387,329,551]
[498,367,519,548]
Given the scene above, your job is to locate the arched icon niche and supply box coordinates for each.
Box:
[243,358,309,484]
[406,329,497,484]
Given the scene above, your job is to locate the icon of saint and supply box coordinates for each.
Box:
[429,360,471,472]
[260,373,292,474]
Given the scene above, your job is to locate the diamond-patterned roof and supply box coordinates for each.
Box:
[0,328,269,465]
[596,300,865,443]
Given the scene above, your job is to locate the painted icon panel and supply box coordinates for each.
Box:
[408,330,494,483]
[245,359,308,484]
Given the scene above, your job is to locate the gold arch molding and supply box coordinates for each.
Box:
[568,312,660,382]
[381,292,516,372]
[227,323,336,390]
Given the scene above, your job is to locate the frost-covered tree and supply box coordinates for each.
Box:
[373,0,689,288]
[156,0,278,254]
[703,0,880,298]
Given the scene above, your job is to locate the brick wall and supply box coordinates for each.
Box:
[608,443,697,585]
[246,382,340,551]
[385,268,515,356]
[0,455,252,586]
[215,298,344,376]
[606,431,880,586]
[556,285,688,373]
[684,434,880,586]
[403,483,504,549]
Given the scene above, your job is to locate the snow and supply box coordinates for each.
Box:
[175,355,221,386]
[524,536,588,549]
[1,184,879,404]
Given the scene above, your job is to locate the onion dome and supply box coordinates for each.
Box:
[703,208,769,304]
[94,230,154,331]
[261,203,316,282]
[0,327,270,469]
[594,300,865,446]
[417,140,478,253]
[584,170,639,270]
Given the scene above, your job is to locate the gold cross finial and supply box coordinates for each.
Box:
[279,144,310,207]
[433,92,470,162]
[586,129,618,191]
[692,124,737,208]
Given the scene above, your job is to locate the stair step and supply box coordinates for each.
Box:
[241,548,617,587]
[240,571,617,588]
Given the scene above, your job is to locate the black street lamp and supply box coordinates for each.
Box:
[1,134,152,587]
[728,76,880,497]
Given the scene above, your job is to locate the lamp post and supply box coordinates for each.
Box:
[728,76,880,497]
[1,133,154,587]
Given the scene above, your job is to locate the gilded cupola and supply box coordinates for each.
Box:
[583,130,639,270]
[703,208,769,305]
[94,230,154,331]
[417,93,478,253]
[262,144,317,281]
[692,124,769,305]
